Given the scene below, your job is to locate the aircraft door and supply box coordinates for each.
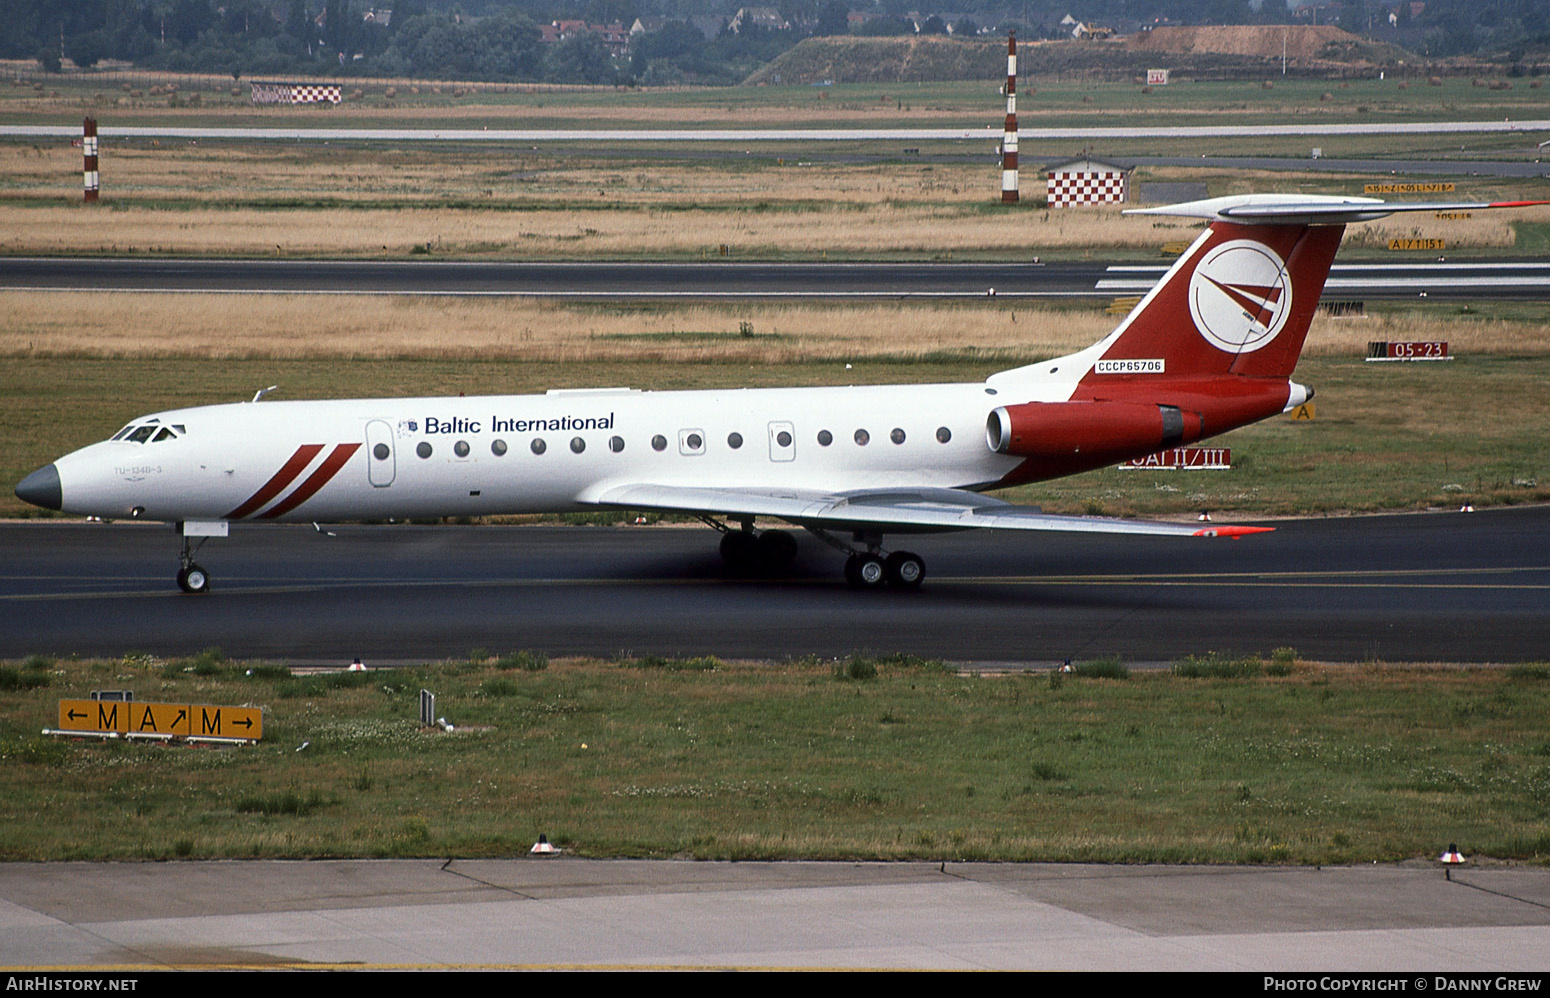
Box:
[768,421,795,462]
[365,419,396,487]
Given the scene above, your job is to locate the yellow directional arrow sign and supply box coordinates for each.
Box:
[55,699,263,741]
[192,704,263,740]
[130,702,192,737]
[59,699,128,733]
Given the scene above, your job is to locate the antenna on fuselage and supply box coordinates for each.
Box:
[251,385,279,403]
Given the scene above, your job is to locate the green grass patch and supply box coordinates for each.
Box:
[1073,657,1131,680]
[4,654,1549,863]
[1173,652,1267,679]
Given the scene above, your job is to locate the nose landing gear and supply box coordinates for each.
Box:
[177,535,211,594]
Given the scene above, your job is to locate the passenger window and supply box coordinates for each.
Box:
[373,443,391,460]
[890,428,905,445]
[817,430,832,446]
[727,432,743,449]
[570,437,586,454]
[609,436,624,453]
[491,439,508,456]
[854,429,870,446]
[454,440,470,457]
[936,426,952,444]
[651,435,667,452]
[531,438,547,455]
[417,442,433,459]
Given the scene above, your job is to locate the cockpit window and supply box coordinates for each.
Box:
[117,420,183,445]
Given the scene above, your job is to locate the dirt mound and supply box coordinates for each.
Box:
[1125,25,1399,63]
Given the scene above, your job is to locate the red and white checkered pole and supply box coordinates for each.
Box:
[83,117,98,203]
[1001,31,1018,204]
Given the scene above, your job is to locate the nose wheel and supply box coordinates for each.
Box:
[176,564,210,594]
[177,536,212,594]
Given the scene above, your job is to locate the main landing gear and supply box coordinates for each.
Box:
[715,522,799,576]
[176,536,211,594]
[841,549,925,591]
[707,519,926,591]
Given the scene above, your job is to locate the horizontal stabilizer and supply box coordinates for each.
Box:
[1127,194,1550,226]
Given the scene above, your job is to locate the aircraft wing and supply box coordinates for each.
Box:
[587,483,1268,538]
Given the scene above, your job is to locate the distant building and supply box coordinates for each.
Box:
[731,7,790,33]
[541,19,631,58]
[1046,158,1130,207]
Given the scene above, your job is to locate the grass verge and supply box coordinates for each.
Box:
[2,652,1547,863]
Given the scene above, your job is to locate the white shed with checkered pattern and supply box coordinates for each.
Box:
[1046,159,1129,208]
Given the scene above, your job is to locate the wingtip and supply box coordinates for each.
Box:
[1193,525,1275,539]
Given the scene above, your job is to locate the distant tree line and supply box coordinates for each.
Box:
[4,1,1544,84]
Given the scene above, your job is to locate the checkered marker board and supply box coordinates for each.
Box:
[290,85,342,104]
[1047,171,1127,207]
[251,82,342,105]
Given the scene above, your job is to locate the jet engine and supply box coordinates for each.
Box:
[986,401,1201,461]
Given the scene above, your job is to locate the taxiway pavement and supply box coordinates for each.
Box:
[1,859,1546,970]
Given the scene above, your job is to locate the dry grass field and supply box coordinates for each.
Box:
[0,202,1218,259]
[4,293,1546,363]
[0,294,1099,362]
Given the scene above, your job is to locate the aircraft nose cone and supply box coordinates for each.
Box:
[15,464,62,511]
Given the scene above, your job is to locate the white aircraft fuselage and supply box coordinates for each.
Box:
[58,382,1028,524]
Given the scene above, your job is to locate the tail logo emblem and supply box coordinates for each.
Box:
[1187,239,1293,354]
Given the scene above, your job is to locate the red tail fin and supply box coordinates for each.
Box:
[1082,219,1343,388]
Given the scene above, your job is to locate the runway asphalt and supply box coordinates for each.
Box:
[7,256,1550,300]
[2,859,1546,970]
[2,505,1545,663]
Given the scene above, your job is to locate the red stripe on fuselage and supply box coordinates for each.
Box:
[259,443,360,519]
[224,444,325,519]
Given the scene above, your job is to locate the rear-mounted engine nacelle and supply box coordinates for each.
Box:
[986,401,1201,459]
